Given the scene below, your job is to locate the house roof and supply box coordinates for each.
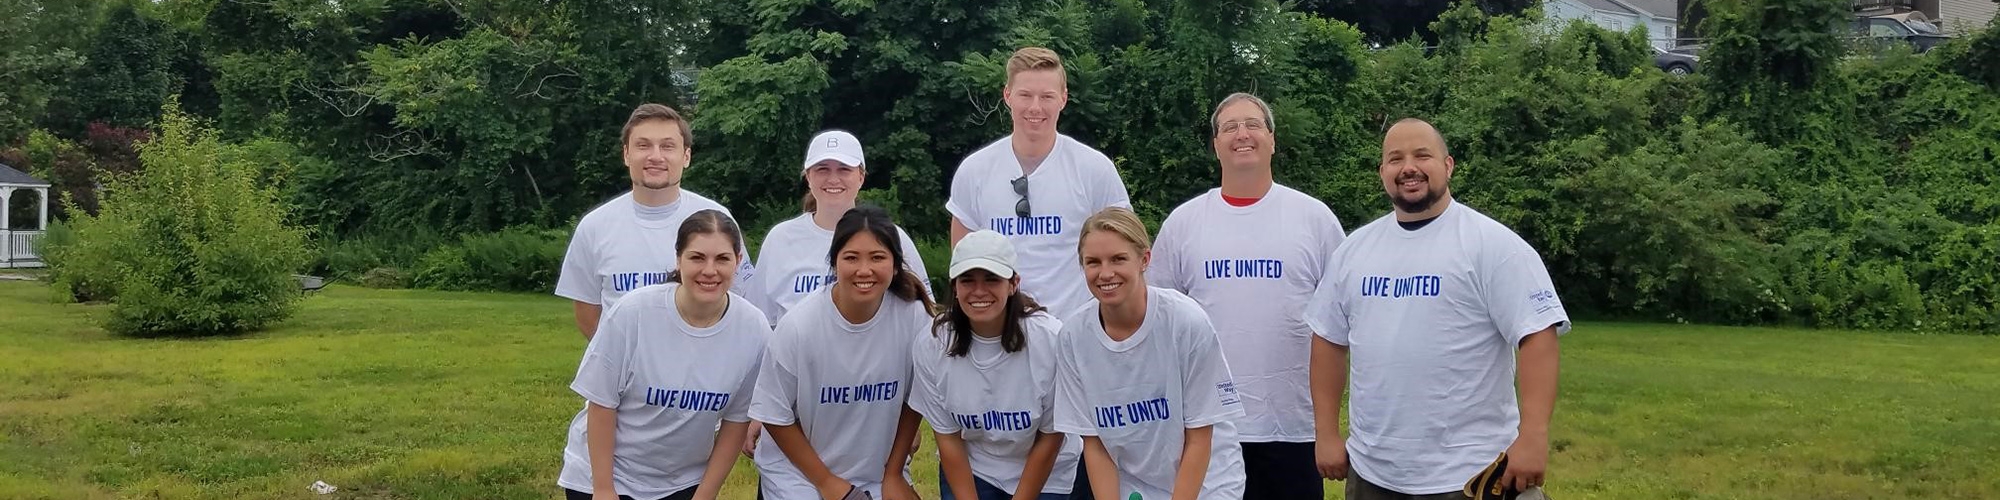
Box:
[1581,0,1641,16]
[1623,0,1680,19]
[0,162,51,187]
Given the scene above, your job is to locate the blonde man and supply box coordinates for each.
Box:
[946,47,1131,322]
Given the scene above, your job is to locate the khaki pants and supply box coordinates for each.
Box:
[1343,466,1463,500]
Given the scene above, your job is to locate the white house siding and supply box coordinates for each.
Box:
[1937,0,1997,34]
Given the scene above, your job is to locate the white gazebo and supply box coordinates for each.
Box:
[0,161,51,269]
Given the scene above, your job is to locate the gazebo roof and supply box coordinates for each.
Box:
[0,162,51,187]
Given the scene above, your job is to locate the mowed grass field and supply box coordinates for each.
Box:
[3,280,1998,500]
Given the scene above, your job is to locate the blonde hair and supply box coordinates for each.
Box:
[1005,47,1065,87]
[1077,207,1152,259]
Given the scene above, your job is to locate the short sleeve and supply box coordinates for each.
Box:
[896,227,934,296]
[1092,155,1132,211]
[909,328,958,434]
[1305,249,1352,346]
[1482,241,1571,346]
[569,299,637,407]
[746,232,784,326]
[1320,205,1348,257]
[723,348,763,423]
[945,158,984,230]
[554,224,601,304]
[1147,211,1189,292]
[1177,305,1245,428]
[1050,333,1097,436]
[1029,316,1065,434]
[748,324,802,426]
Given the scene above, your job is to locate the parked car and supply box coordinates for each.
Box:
[1654,45,1701,75]
[1853,12,1953,53]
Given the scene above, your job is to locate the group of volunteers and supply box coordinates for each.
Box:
[549,46,1571,500]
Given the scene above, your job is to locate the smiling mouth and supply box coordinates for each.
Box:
[853,281,878,291]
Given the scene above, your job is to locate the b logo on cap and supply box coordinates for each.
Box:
[827,138,838,148]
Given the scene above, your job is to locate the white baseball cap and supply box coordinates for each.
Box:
[802,130,865,172]
[949,230,1017,279]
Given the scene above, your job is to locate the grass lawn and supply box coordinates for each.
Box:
[2,281,1998,499]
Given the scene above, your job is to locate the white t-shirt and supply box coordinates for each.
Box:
[1304,201,1571,495]
[558,283,770,499]
[555,190,756,309]
[909,311,1081,495]
[746,213,932,326]
[946,135,1130,319]
[1149,185,1345,442]
[1051,287,1247,500]
[749,289,933,500]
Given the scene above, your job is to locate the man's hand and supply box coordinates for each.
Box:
[743,422,762,458]
[1316,437,1349,480]
[881,476,921,500]
[593,492,620,500]
[1499,434,1548,492]
[814,477,854,500]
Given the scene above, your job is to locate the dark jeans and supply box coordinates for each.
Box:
[937,465,1072,500]
[566,485,697,500]
[1241,441,1324,500]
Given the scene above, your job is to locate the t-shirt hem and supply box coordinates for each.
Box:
[944,202,977,230]
[748,412,797,426]
[1509,316,1571,344]
[1183,410,1246,429]
[1051,423,1098,436]
[555,289,600,305]
[1350,459,1471,496]
[1233,434,1316,443]
[570,385,620,410]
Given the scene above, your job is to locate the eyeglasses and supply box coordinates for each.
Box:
[1219,118,1268,135]
[1011,176,1030,218]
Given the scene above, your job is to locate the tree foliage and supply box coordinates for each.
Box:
[9,0,2000,333]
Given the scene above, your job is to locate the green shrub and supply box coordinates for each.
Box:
[310,227,451,283]
[410,226,567,292]
[46,103,310,336]
[359,267,409,289]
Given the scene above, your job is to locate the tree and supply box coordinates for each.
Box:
[45,102,311,336]
[0,0,90,144]
[42,3,206,136]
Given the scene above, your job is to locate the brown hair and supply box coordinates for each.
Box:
[1076,207,1153,259]
[933,284,1047,357]
[1005,47,1066,88]
[621,103,693,148]
[664,209,744,284]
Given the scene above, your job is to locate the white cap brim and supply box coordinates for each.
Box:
[949,257,1015,280]
[803,152,864,172]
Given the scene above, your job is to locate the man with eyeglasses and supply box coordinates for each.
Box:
[1148,92,1347,499]
[946,46,1131,320]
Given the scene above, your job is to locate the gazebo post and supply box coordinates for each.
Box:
[37,187,48,231]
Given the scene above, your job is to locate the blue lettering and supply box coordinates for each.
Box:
[1362,275,1441,299]
[817,381,902,405]
[1204,259,1285,280]
[987,216,1064,237]
[1094,398,1170,428]
[792,274,836,294]
[644,388,731,412]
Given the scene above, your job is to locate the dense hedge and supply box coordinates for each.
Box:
[8,0,1999,333]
